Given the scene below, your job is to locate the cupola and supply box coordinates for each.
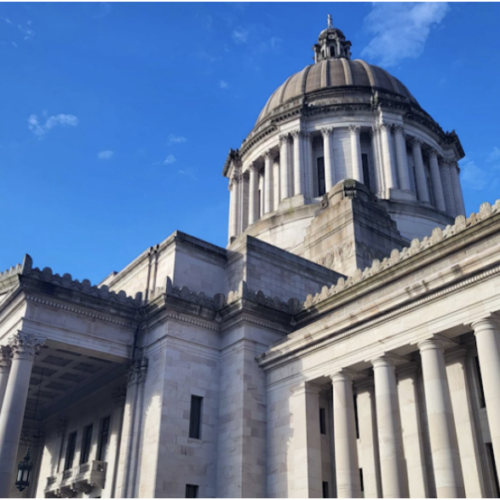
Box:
[313,14,352,62]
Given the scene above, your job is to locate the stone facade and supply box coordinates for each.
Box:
[0,19,499,500]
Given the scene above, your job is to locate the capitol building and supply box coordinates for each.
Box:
[1,19,500,499]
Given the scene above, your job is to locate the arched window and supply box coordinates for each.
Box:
[330,46,336,57]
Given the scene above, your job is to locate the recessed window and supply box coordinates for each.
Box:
[330,46,335,57]
[319,408,327,435]
[97,416,111,462]
[361,154,371,190]
[360,468,364,493]
[354,394,360,439]
[189,396,203,439]
[317,157,326,196]
[322,481,329,498]
[80,424,93,465]
[64,432,77,471]
[186,484,199,498]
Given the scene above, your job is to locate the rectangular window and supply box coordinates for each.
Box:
[64,431,77,471]
[319,408,326,435]
[361,154,371,190]
[474,356,486,408]
[97,416,110,462]
[486,443,500,497]
[257,189,262,217]
[189,396,203,439]
[317,157,326,196]
[322,481,329,498]
[354,394,360,439]
[185,484,198,498]
[80,424,93,465]
[360,468,365,496]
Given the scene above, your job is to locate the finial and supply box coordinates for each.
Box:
[327,14,333,29]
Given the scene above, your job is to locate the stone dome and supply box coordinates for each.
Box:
[256,58,418,125]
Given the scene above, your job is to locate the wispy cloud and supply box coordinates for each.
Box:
[361,3,449,67]
[219,80,229,89]
[163,154,176,165]
[460,158,489,191]
[18,21,35,41]
[487,147,500,163]
[98,150,114,159]
[232,27,249,44]
[178,167,197,180]
[95,2,112,19]
[28,113,79,138]
[167,134,187,145]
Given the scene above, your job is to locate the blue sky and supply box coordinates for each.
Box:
[1,2,500,284]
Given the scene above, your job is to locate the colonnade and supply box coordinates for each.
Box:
[0,332,45,497]
[295,317,500,498]
[228,122,466,241]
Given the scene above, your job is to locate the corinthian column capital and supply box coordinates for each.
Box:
[9,332,45,360]
[321,127,334,137]
[279,133,290,144]
[263,149,273,160]
[409,137,422,148]
[379,122,393,132]
[290,129,301,139]
[127,357,149,387]
[393,124,405,134]
[428,147,439,159]
[348,124,361,135]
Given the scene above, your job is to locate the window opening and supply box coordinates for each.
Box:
[80,424,93,465]
[322,481,329,498]
[186,484,199,498]
[64,432,77,471]
[475,356,486,408]
[354,394,360,439]
[317,156,326,196]
[330,46,335,57]
[361,153,371,190]
[319,408,326,435]
[189,396,203,439]
[97,416,110,462]
[360,468,365,496]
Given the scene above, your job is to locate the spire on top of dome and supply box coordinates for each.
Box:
[313,15,352,63]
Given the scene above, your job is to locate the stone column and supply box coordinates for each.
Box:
[418,338,465,498]
[349,125,363,183]
[393,125,412,191]
[410,138,430,203]
[372,355,408,498]
[450,162,466,216]
[0,346,11,414]
[380,123,398,190]
[240,172,249,231]
[356,380,382,498]
[397,364,428,497]
[291,382,322,498]
[228,174,240,241]
[248,163,259,225]
[273,161,280,212]
[371,126,384,195]
[0,332,44,497]
[429,149,447,211]
[445,347,486,497]
[322,127,335,192]
[331,370,361,498]
[264,150,274,214]
[279,134,291,201]
[292,130,304,196]
[472,317,500,483]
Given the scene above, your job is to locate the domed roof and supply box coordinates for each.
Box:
[256,58,418,125]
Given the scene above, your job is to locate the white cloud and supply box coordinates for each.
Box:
[178,167,197,180]
[232,27,249,44]
[18,22,35,41]
[167,134,187,145]
[28,113,79,138]
[219,80,229,89]
[361,3,449,67]
[460,157,489,191]
[487,147,500,163]
[98,150,114,159]
[163,154,176,165]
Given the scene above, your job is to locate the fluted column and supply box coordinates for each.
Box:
[331,370,361,498]
[321,127,334,192]
[302,132,314,199]
[264,150,274,214]
[0,346,11,414]
[228,174,240,241]
[393,125,412,191]
[273,160,280,211]
[292,130,304,196]
[291,382,322,497]
[279,134,291,201]
[0,332,45,497]
[397,364,428,497]
[429,149,446,211]
[418,338,465,498]
[410,138,430,203]
[240,171,249,231]
[356,380,382,498]
[450,162,466,216]
[372,355,408,498]
[349,125,363,183]
[248,163,259,225]
[380,123,397,190]
[371,126,384,195]
[472,317,500,482]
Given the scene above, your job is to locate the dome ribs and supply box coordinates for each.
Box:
[321,59,330,88]
[301,64,313,95]
[355,59,379,88]
[341,59,353,86]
